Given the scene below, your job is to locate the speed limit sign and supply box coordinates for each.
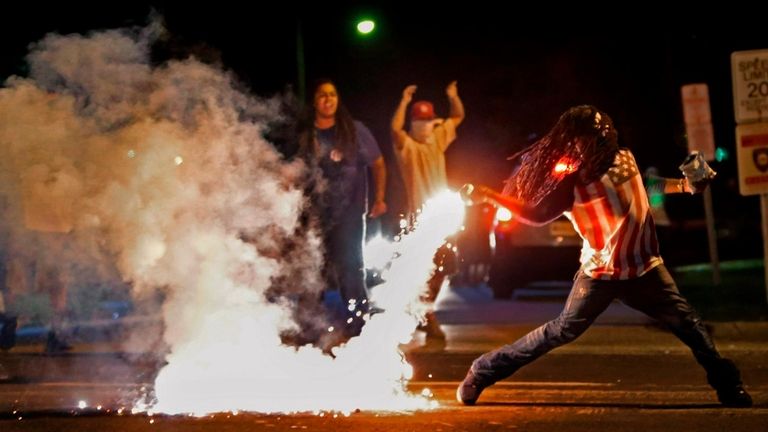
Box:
[732,49,768,124]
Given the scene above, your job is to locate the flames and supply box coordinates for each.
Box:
[147,190,466,415]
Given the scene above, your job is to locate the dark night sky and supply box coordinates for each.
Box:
[2,3,768,259]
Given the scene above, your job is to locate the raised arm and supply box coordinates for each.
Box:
[391,85,417,150]
[435,81,464,151]
[445,80,465,127]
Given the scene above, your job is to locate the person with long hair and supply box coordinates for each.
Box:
[456,105,752,408]
[298,79,387,332]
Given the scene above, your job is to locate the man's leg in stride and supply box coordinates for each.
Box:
[457,273,615,405]
[620,265,752,408]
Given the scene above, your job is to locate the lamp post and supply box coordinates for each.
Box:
[296,19,306,103]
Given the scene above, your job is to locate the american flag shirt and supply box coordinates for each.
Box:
[565,149,663,279]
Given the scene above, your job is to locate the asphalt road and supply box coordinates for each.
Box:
[0,321,766,431]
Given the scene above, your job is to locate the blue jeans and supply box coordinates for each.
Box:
[471,264,742,390]
[325,209,368,308]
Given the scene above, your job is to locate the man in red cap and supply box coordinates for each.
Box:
[391,81,465,341]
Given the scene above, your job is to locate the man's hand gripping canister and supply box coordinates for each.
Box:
[679,151,716,194]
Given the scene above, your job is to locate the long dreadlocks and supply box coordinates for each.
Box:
[504,105,619,205]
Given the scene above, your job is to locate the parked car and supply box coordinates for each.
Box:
[453,203,496,287]
[488,211,580,299]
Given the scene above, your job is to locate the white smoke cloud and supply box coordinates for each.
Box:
[0,19,464,415]
[0,22,324,356]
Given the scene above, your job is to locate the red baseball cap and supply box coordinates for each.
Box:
[411,100,435,120]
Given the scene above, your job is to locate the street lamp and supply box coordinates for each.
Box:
[296,16,378,102]
[356,19,375,35]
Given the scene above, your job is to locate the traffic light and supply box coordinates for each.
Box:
[715,147,729,162]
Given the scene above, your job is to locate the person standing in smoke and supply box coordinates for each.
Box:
[298,78,387,335]
[391,81,465,341]
[1,198,18,378]
[457,105,752,408]
[1,175,78,354]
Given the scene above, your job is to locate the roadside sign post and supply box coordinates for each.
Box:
[731,50,768,124]
[735,123,768,301]
[681,83,720,285]
[732,49,768,303]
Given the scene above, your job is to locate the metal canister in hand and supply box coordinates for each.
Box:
[678,151,717,193]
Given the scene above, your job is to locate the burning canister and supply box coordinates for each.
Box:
[678,151,716,193]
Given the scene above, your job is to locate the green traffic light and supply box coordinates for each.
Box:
[715,147,729,162]
[356,19,375,35]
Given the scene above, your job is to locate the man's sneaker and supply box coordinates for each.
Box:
[456,370,487,405]
[717,385,753,408]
